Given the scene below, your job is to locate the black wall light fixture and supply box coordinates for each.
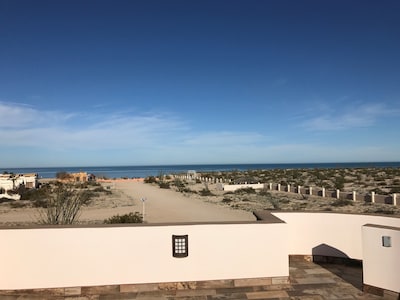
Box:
[172,235,188,258]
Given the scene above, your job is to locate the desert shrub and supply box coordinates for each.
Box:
[389,186,400,194]
[222,198,233,203]
[268,197,280,209]
[104,212,143,224]
[19,186,50,201]
[37,183,92,225]
[181,187,196,193]
[144,176,157,183]
[331,199,353,207]
[92,186,112,194]
[234,187,256,194]
[371,208,395,215]
[33,199,48,208]
[199,188,214,196]
[259,189,271,196]
[159,181,170,189]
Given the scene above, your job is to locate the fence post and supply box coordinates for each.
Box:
[277,184,281,191]
[322,187,325,198]
[287,184,291,193]
[371,191,375,203]
[353,191,357,202]
[393,193,397,206]
[336,189,340,199]
[269,183,272,190]
[298,186,301,194]
[309,187,312,196]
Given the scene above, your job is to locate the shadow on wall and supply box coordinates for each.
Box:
[312,243,349,259]
[312,243,363,290]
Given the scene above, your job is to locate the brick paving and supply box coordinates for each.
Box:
[0,258,387,300]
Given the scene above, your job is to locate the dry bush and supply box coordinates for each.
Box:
[37,183,91,225]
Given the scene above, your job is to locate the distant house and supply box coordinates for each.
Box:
[58,172,92,183]
[0,173,38,198]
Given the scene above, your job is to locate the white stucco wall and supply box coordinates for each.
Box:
[223,183,265,192]
[0,222,288,290]
[272,212,400,259]
[362,224,400,293]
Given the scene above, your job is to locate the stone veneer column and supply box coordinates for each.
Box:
[277,184,281,191]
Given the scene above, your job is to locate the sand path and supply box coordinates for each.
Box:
[0,181,255,225]
[90,181,256,223]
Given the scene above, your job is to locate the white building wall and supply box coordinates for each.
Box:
[0,222,288,290]
[272,212,400,260]
[362,224,400,293]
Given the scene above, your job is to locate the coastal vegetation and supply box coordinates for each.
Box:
[104,212,143,224]
[144,167,400,216]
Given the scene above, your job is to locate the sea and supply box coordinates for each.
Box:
[1,162,400,179]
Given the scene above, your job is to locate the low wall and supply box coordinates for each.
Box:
[272,212,400,296]
[0,222,288,290]
[223,183,264,192]
[272,212,400,260]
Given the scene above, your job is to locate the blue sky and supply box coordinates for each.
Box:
[1,0,399,167]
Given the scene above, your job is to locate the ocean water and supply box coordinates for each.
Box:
[1,162,400,179]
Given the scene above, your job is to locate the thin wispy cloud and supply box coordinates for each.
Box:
[300,102,398,131]
[0,102,267,152]
[0,102,76,128]
[182,132,266,147]
[0,104,188,150]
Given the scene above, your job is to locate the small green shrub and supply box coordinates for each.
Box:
[104,212,143,224]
